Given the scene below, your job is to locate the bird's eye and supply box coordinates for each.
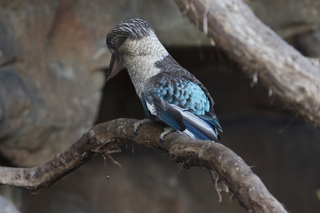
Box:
[109,41,115,49]
[107,40,116,53]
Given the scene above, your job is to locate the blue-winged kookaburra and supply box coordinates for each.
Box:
[106,18,226,192]
[106,18,222,142]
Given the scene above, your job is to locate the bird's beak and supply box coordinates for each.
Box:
[106,53,124,81]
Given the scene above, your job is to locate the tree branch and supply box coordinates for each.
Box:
[174,0,320,129]
[0,118,286,213]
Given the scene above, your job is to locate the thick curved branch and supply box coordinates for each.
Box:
[174,0,320,129]
[0,119,286,213]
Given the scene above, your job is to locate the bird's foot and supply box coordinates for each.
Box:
[159,127,175,142]
[133,119,152,135]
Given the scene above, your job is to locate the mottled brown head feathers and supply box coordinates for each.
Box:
[106,18,151,52]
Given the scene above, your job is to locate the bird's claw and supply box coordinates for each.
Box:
[133,119,151,135]
[159,127,175,142]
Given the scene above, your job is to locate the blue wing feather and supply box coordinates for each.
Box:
[142,92,221,141]
[141,72,222,141]
[142,95,185,131]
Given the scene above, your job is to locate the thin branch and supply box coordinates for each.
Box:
[174,0,320,129]
[0,118,287,213]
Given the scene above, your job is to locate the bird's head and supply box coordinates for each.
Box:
[106,18,153,80]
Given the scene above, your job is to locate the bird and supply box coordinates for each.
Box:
[106,18,227,194]
[106,18,222,142]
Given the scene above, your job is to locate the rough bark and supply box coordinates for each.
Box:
[0,119,287,213]
[174,0,320,129]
